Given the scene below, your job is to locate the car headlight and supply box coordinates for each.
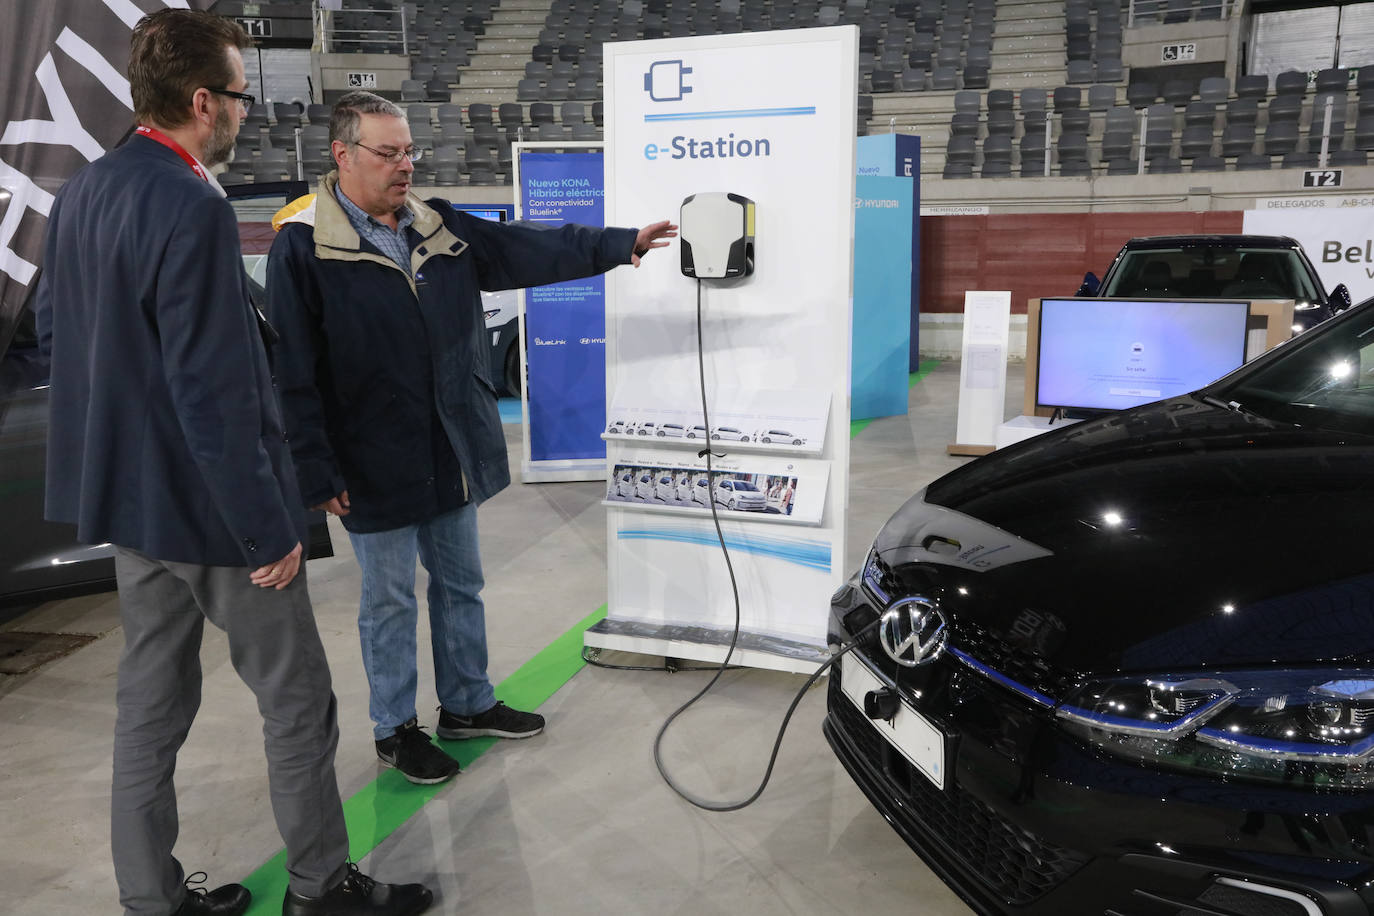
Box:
[861,545,891,605]
[1059,671,1374,788]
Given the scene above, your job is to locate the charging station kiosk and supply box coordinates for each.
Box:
[588,27,859,673]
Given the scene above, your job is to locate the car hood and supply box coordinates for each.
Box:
[870,396,1374,682]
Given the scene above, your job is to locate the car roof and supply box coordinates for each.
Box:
[1119,234,1302,251]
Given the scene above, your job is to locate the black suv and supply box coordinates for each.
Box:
[1078,234,1352,332]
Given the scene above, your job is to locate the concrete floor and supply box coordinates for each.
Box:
[0,359,1024,915]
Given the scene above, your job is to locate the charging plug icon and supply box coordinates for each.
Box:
[644,60,693,102]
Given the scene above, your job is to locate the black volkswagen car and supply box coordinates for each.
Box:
[825,296,1374,914]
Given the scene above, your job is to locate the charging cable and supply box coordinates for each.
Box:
[650,279,880,811]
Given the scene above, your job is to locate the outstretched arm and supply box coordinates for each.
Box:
[632,220,678,267]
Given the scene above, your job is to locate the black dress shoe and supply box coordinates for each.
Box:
[282,863,432,916]
[173,873,251,915]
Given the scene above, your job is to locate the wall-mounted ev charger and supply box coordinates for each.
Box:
[679,192,755,279]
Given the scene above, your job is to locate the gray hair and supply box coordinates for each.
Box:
[329,90,405,145]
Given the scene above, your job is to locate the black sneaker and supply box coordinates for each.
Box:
[375,719,460,784]
[436,701,545,740]
[282,863,433,916]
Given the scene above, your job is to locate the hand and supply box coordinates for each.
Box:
[311,489,350,517]
[632,220,678,267]
[250,542,302,590]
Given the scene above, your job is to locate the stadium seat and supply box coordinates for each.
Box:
[980,159,1012,178]
[1274,71,1308,97]
[1224,97,1259,126]
[1198,77,1230,104]
[1162,79,1195,106]
[1236,75,1269,99]
[1088,84,1117,112]
[1102,130,1134,160]
[1127,81,1158,108]
[1020,88,1048,113]
[987,88,1014,111]
[1235,153,1272,170]
[1180,125,1215,159]
[1267,95,1303,123]
[1053,86,1082,111]
[1316,68,1349,94]
[1184,100,1218,128]
[1095,58,1124,83]
[1221,123,1256,157]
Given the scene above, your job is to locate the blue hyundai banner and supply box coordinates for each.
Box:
[519,151,607,462]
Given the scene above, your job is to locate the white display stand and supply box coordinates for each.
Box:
[591,27,859,673]
[948,290,1011,457]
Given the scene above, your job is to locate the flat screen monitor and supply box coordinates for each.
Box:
[1036,297,1250,413]
[452,204,512,222]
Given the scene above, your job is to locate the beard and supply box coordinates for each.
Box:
[203,103,238,168]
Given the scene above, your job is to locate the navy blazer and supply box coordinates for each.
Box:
[35,135,306,567]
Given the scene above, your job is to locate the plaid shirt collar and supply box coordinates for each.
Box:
[332,184,416,272]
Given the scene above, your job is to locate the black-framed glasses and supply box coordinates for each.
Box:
[208,87,255,110]
[353,141,423,164]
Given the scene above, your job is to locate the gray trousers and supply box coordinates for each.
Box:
[111,547,349,915]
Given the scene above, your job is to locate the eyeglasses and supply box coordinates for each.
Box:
[208,87,255,110]
[353,141,423,164]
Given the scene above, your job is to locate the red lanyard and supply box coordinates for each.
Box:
[135,125,208,181]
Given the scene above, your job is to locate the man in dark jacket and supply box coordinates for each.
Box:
[37,12,430,916]
[266,90,674,784]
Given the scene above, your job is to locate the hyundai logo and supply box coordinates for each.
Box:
[879,597,947,668]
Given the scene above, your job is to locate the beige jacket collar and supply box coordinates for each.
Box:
[310,172,469,293]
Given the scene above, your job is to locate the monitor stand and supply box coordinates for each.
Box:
[1049,407,1110,425]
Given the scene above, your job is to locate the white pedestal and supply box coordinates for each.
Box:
[996,414,1079,448]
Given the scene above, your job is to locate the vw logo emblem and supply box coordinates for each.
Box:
[879,597,947,668]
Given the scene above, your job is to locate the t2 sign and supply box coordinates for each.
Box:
[1304,169,1343,188]
[1161,42,1196,62]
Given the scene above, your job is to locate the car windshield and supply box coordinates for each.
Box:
[1212,300,1374,434]
[1102,246,1324,306]
[730,480,758,491]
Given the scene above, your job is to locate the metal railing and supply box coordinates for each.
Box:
[1127,0,1232,29]
[315,1,410,56]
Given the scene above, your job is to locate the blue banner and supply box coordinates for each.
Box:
[852,175,914,420]
[856,134,922,368]
[519,151,607,462]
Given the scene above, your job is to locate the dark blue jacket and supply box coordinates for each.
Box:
[265,175,637,532]
[36,136,306,566]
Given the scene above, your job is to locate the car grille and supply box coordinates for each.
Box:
[829,671,1089,906]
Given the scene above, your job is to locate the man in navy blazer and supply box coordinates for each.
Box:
[36,10,430,916]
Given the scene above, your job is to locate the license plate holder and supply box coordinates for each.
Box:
[840,654,947,790]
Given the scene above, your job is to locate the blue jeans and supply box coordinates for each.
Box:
[348,503,496,740]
